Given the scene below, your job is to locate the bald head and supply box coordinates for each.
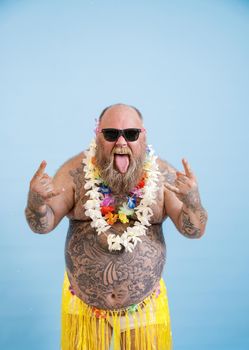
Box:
[98,103,143,124]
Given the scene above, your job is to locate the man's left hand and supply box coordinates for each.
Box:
[164,159,202,211]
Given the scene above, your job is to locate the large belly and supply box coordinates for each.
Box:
[65,219,166,310]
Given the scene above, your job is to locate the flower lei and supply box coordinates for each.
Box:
[82,140,160,252]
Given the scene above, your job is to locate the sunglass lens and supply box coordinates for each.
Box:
[102,129,119,141]
[124,129,140,141]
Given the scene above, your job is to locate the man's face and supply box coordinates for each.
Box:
[95,105,147,194]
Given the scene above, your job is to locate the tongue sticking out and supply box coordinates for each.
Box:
[114,155,130,174]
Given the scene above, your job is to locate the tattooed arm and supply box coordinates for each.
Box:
[25,158,76,234]
[159,158,208,238]
[25,190,55,233]
[175,185,208,239]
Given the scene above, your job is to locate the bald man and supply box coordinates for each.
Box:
[25,104,207,350]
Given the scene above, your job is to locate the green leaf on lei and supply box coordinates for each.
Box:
[118,203,134,216]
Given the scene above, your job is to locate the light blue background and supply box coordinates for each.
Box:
[1,0,248,349]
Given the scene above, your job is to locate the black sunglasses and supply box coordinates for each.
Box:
[98,128,145,142]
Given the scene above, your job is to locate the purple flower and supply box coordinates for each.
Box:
[101,195,114,207]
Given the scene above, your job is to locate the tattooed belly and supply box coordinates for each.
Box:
[65,220,166,310]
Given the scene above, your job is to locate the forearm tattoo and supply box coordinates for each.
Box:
[181,188,208,226]
[25,206,53,233]
[180,210,202,238]
[65,220,166,309]
[27,191,45,210]
[181,187,202,212]
[199,207,208,224]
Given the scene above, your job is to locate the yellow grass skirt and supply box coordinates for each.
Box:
[61,272,172,350]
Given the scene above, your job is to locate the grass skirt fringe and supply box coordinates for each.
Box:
[61,272,172,350]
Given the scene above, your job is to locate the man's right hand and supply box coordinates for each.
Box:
[28,160,63,210]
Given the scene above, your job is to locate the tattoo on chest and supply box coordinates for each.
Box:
[65,220,166,309]
[69,166,86,202]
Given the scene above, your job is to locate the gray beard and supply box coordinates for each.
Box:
[95,144,146,194]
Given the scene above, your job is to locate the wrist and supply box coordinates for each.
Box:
[181,190,202,212]
[27,190,46,212]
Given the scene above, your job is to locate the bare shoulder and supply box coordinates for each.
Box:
[44,152,86,224]
[52,152,86,195]
[156,158,183,220]
[54,151,89,206]
[54,152,85,179]
[157,157,177,185]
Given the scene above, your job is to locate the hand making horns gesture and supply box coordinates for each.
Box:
[164,159,200,206]
[29,160,63,202]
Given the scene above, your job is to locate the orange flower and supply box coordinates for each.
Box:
[91,156,97,165]
[92,307,107,319]
[105,212,118,225]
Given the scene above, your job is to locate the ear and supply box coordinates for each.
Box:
[94,118,100,135]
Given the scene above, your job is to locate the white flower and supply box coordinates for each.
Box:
[96,225,109,235]
[131,236,142,247]
[108,234,123,251]
[126,230,142,245]
[84,180,100,190]
[92,218,107,229]
[130,223,146,235]
[84,199,100,210]
[135,212,150,226]
[123,240,135,253]
[86,189,101,200]
[136,206,153,217]
[85,209,102,219]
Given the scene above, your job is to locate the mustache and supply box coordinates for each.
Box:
[111,147,132,156]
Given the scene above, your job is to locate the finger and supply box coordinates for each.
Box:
[46,189,62,199]
[40,174,52,185]
[34,160,47,179]
[40,177,51,186]
[176,172,188,184]
[175,179,186,188]
[182,158,194,179]
[46,188,65,202]
[176,170,185,177]
[44,185,53,192]
[164,182,180,194]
